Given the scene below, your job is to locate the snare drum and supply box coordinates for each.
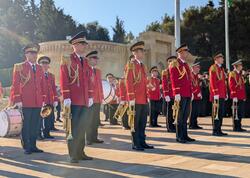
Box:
[102,80,115,104]
[0,109,22,137]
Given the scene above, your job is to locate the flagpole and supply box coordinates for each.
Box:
[175,0,180,48]
[225,0,230,70]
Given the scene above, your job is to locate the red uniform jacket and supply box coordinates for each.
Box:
[162,69,173,99]
[209,64,227,101]
[147,77,161,101]
[60,53,93,106]
[92,68,104,104]
[119,78,128,101]
[228,70,246,100]
[191,72,202,100]
[43,72,58,105]
[12,61,46,107]
[125,60,147,104]
[169,58,192,98]
[110,83,119,104]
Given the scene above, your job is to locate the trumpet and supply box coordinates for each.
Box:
[127,104,135,132]
[212,99,219,121]
[62,105,73,140]
[172,100,180,124]
[40,104,53,118]
[113,102,128,122]
[232,101,239,121]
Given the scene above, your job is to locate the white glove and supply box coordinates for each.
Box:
[191,94,194,101]
[165,96,170,102]
[225,94,228,101]
[129,100,135,106]
[197,93,202,98]
[214,95,219,100]
[120,100,125,105]
[151,87,156,91]
[53,101,58,107]
[15,102,23,109]
[64,98,71,107]
[233,97,238,102]
[88,98,94,107]
[174,94,181,101]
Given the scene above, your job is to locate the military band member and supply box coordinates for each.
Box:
[126,41,154,151]
[148,66,161,127]
[209,52,228,136]
[229,60,247,132]
[189,62,203,129]
[86,50,104,144]
[60,31,94,163]
[169,44,195,143]
[38,56,58,139]
[162,56,176,132]
[12,43,45,154]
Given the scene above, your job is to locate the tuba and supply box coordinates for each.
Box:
[113,102,128,122]
[127,104,135,132]
[62,105,73,140]
[40,104,53,118]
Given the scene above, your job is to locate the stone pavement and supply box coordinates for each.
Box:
[1,114,250,178]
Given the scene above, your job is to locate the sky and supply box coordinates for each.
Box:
[51,0,220,37]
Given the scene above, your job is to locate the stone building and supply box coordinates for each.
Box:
[39,31,180,84]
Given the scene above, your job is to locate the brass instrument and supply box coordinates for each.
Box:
[212,99,219,121]
[127,104,135,132]
[172,100,180,124]
[62,105,73,140]
[40,104,53,118]
[113,103,128,122]
[232,101,239,121]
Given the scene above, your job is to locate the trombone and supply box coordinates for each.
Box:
[113,102,128,123]
[232,101,239,121]
[172,100,180,124]
[212,99,219,121]
[62,105,73,140]
[127,104,135,132]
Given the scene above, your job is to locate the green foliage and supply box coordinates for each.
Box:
[112,16,126,43]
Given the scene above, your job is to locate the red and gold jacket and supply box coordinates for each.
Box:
[110,82,119,104]
[209,64,227,101]
[92,67,104,104]
[228,70,246,100]
[119,78,128,102]
[147,76,161,101]
[191,72,202,100]
[60,53,93,106]
[125,59,147,104]
[43,72,58,105]
[12,61,46,107]
[169,58,192,98]
[162,69,173,99]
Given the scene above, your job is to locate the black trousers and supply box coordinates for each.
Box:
[212,99,225,133]
[67,105,91,160]
[21,107,41,151]
[149,100,160,126]
[108,104,118,124]
[176,97,191,140]
[42,108,54,137]
[166,99,175,131]
[233,100,245,130]
[56,102,61,120]
[132,104,148,147]
[86,103,101,142]
[190,100,201,127]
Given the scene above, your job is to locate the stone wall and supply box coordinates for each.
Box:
[39,31,176,84]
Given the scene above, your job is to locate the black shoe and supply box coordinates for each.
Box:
[167,128,176,133]
[155,124,162,127]
[176,138,187,143]
[56,119,63,123]
[37,135,44,140]
[99,123,105,126]
[212,132,223,136]
[220,132,228,136]
[51,128,59,131]
[142,144,154,149]
[185,137,195,142]
[31,148,44,153]
[239,128,247,132]
[70,158,79,163]
[132,146,144,151]
[195,125,203,129]
[92,139,104,144]
[24,150,32,154]
[189,126,197,129]
[44,135,54,139]
[81,154,93,160]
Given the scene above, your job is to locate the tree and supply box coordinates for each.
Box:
[125,31,134,43]
[112,16,126,43]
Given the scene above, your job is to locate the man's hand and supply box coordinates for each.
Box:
[233,97,238,102]
[165,96,170,102]
[64,98,71,107]
[129,100,135,106]
[197,93,202,99]
[174,94,181,102]
[214,95,219,100]
[15,102,23,109]
[53,101,58,107]
[88,98,94,107]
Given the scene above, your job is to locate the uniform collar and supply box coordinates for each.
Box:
[234,69,240,74]
[179,58,186,64]
[27,61,36,66]
[135,58,142,65]
[75,52,84,60]
[216,63,222,68]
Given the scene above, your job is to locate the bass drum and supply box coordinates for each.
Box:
[102,80,115,104]
[0,109,22,137]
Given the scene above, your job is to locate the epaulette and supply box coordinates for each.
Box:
[169,59,179,68]
[210,64,216,73]
[147,76,152,81]
[229,71,236,79]
[13,62,24,72]
[162,69,168,76]
[126,61,134,70]
[60,54,71,66]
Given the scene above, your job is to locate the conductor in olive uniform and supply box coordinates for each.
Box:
[60,31,94,163]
